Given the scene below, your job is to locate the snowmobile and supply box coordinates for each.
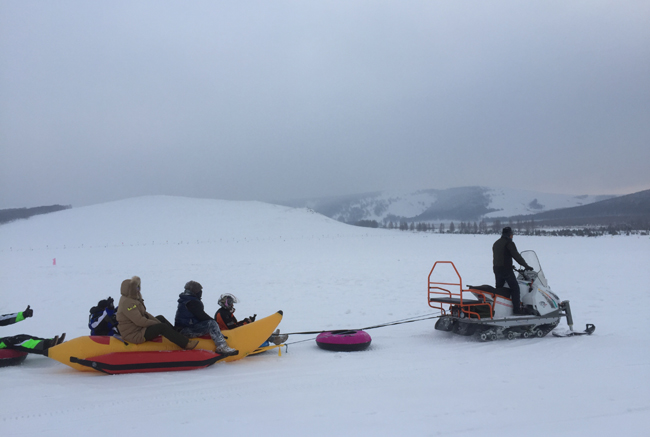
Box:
[428,250,594,341]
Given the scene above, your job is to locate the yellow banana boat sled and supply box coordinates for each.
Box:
[47,311,283,374]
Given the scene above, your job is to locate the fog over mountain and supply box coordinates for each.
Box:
[279,186,615,224]
[2,3,649,209]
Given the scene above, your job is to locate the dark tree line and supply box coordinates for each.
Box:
[354,218,649,236]
[0,205,71,225]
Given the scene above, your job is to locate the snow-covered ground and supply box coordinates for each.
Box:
[1,196,648,436]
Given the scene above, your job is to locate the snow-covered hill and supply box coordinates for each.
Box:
[279,186,614,224]
[0,196,356,249]
[1,196,648,436]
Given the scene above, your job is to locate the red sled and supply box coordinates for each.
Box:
[69,349,226,374]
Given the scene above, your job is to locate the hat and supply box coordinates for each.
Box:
[502,227,513,237]
[184,280,203,298]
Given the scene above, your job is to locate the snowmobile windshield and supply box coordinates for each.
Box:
[520,250,548,287]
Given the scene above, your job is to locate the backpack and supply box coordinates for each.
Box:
[89,297,119,336]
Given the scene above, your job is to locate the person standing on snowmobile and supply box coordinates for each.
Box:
[174,281,238,356]
[492,227,534,315]
[1,306,65,355]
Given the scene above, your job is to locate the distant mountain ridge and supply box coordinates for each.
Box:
[4,188,646,230]
[515,189,650,227]
[278,186,618,224]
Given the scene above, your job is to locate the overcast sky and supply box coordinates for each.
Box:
[1,1,649,208]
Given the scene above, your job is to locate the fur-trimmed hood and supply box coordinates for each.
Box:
[116,275,159,343]
[120,276,143,300]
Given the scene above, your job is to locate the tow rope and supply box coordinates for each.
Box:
[281,313,442,349]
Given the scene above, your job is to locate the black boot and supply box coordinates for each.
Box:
[513,306,528,315]
[44,336,59,349]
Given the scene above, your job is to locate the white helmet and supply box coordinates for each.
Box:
[218,293,239,312]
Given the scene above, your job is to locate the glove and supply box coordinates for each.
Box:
[524,266,534,271]
[250,314,256,322]
[23,305,33,318]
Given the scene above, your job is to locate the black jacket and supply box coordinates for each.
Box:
[215,307,247,330]
[492,236,529,270]
[0,311,23,327]
[174,292,212,328]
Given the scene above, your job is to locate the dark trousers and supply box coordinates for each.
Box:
[178,319,225,346]
[0,334,50,355]
[494,266,521,311]
[144,315,189,348]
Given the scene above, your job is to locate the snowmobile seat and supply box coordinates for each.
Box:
[429,297,482,305]
[468,285,512,299]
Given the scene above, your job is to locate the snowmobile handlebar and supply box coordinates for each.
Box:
[515,267,538,281]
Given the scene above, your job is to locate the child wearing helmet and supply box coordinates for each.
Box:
[214,294,255,331]
[215,294,288,345]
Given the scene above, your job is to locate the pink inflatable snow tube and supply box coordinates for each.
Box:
[316,330,372,352]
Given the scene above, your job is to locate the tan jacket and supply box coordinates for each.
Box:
[116,276,160,344]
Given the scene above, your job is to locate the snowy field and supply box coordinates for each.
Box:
[1,196,649,436]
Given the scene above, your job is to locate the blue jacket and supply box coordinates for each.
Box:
[174,292,211,328]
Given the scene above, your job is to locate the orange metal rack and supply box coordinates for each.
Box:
[427,261,497,320]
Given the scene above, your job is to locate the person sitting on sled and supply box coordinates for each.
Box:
[215,293,255,330]
[492,227,534,315]
[116,276,199,350]
[215,293,288,345]
[174,281,238,356]
[88,297,119,336]
[1,306,65,355]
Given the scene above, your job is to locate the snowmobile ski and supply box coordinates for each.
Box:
[552,324,596,337]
